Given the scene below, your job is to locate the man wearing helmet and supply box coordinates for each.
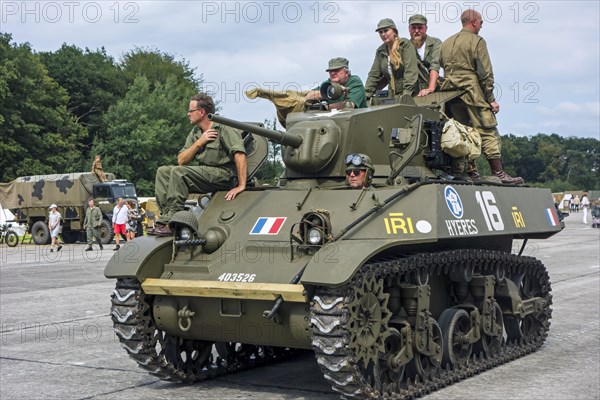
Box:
[345,153,375,189]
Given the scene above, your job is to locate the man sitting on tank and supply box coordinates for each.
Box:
[148,93,247,237]
[345,153,375,189]
[305,57,368,110]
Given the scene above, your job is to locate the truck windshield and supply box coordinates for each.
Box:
[112,184,137,199]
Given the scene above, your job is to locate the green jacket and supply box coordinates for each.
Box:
[84,206,102,229]
[318,75,368,108]
[415,35,442,91]
[179,123,246,175]
[365,39,419,97]
[439,28,495,108]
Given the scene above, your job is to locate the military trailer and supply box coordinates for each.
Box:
[105,91,563,399]
[0,172,138,245]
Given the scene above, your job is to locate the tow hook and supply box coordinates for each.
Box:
[177,305,195,332]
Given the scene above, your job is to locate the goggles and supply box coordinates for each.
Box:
[345,153,369,167]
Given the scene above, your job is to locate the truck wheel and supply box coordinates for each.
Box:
[31,221,51,245]
[60,230,79,244]
[99,219,114,244]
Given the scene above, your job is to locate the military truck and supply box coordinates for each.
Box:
[105,91,563,399]
[0,172,138,245]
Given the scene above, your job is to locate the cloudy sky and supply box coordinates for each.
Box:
[2,0,599,139]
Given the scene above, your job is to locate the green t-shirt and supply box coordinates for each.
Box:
[318,75,368,108]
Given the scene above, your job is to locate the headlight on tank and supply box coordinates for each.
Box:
[308,228,323,245]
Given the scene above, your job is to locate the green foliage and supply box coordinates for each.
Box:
[38,44,125,147]
[253,118,285,185]
[93,75,196,195]
[0,33,87,181]
[121,47,202,92]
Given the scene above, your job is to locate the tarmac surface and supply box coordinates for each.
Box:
[1,212,598,400]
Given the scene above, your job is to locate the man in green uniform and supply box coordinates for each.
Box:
[83,198,103,251]
[305,57,367,109]
[149,93,247,236]
[408,14,442,96]
[440,10,523,185]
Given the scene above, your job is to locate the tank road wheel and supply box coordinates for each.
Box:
[474,302,504,358]
[161,334,214,378]
[5,230,19,247]
[98,219,114,244]
[377,328,406,385]
[439,308,473,367]
[504,270,549,344]
[31,221,51,245]
[406,317,443,380]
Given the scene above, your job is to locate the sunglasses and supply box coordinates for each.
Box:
[346,168,366,176]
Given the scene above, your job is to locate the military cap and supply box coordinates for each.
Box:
[409,14,428,25]
[326,57,349,71]
[375,18,397,31]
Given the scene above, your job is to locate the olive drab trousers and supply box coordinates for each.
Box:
[155,165,232,225]
[446,99,502,160]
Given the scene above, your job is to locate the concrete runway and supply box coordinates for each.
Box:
[1,212,598,400]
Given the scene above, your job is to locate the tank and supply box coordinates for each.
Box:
[105,91,563,399]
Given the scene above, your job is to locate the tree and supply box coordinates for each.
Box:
[0,33,87,181]
[39,44,125,149]
[120,47,201,92]
[94,75,196,195]
[253,118,285,185]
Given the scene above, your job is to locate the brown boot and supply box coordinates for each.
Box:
[488,158,524,185]
[467,161,481,181]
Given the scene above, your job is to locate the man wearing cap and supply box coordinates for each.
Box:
[48,204,62,252]
[150,93,247,237]
[408,14,442,97]
[365,18,419,99]
[440,10,523,185]
[344,153,375,189]
[83,198,103,251]
[305,57,367,109]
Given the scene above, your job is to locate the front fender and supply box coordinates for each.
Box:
[104,236,172,281]
[301,239,430,287]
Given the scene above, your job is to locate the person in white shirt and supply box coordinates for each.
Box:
[112,198,128,251]
[580,194,590,224]
[48,204,62,252]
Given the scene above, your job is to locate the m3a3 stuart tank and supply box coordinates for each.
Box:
[105,91,563,399]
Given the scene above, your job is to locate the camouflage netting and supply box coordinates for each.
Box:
[245,88,308,128]
[0,172,115,209]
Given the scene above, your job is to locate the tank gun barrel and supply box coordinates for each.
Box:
[207,114,303,148]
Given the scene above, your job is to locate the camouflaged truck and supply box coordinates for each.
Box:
[0,172,138,245]
[105,91,564,399]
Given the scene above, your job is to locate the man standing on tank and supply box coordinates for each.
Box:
[408,14,442,97]
[305,57,368,110]
[440,10,523,185]
[149,93,247,237]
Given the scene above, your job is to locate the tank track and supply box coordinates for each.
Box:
[110,277,306,382]
[311,249,552,399]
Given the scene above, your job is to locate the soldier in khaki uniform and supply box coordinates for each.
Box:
[408,14,442,96]
[440,10,523,185]
[83,198,103,251]
[150,93,247,236]
[365,18,419,99]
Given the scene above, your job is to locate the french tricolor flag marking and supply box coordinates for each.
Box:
[250,217,287,235]
[545,208,557,226]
